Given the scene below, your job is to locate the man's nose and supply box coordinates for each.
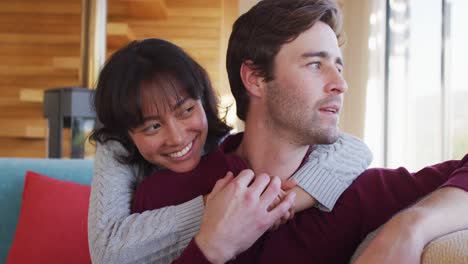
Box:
[325,68,348,95]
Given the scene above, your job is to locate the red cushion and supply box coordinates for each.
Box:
[7,171,91,264]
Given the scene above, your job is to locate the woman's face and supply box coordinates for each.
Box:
[129,89,208,173]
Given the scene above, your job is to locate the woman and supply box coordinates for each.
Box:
[88,39,372,263]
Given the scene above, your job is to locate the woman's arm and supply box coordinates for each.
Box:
[88,141,205,264]
[290,132,373,212]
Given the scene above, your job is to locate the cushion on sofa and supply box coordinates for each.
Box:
[6,171,91,264]
[351,227,468,263]
[422,230,468,264]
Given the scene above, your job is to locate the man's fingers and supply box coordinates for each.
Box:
[234,169,255,187]
[250,173,272,198]
[211,171,234,195]
[259,176,282,208]
[267,196,280,211]
[268,192,296,220]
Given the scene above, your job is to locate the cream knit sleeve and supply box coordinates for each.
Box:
[88,141,204,264]
[291,132,373,211]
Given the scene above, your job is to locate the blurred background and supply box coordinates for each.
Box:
[0,0,466,170]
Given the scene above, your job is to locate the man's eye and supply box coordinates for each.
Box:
[308,62,321,69]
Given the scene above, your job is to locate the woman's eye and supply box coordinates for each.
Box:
[144,123,161,133]
[181,105,195,117]
[186,106,195,113]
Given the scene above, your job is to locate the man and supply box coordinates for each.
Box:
[133,0,468,263]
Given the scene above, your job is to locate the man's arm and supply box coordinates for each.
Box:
[355,155,468,263]
[355,187,468,263]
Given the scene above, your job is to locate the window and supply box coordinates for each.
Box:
[365,0,468,170]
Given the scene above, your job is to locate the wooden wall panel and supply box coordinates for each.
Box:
[0,0,81,158]
[107,0,226,91]
[0,0,239,158]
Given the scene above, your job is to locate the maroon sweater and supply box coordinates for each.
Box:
[133,134,468,264]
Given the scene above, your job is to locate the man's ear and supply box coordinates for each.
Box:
[240,60,264,98]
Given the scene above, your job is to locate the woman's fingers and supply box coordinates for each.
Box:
[281,178,297,191]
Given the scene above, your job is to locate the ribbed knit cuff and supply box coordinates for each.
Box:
[175,196,205,249]
[291,132,373,212]
[293,164,350,212]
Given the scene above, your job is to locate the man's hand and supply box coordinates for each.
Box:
[269,179,297,231]
[195,170,296,264]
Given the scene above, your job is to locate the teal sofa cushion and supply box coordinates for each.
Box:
[0,158,93,263]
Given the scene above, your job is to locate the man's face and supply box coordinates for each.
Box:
[265,21,348,145]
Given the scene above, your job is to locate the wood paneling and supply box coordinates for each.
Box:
[0,0,238,158]
[107,0,229,92]
[0,0,81,157]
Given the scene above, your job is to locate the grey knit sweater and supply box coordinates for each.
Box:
[88,132,372,263]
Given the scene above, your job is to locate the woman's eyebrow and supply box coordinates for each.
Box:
[139,97,191,123]
[174,97,190,109]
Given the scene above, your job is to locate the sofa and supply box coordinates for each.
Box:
[0,158,93,263]
[0,158,467,263]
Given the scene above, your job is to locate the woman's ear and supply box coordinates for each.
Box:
[240,60,265,98]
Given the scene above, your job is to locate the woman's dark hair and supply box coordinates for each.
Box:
[227,0,343,120]
[90,38,231,174]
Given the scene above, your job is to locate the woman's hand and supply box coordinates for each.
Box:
[195,170,296,264]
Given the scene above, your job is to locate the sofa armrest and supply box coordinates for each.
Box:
[422,229,468,264]
[350,228,468,263]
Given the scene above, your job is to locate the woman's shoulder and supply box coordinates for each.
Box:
[97,140,129,155]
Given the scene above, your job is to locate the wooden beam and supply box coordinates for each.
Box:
[52,57,81,69]
[166,0,221,8]
[110,0,168,20]
[0,56,53,67]
[19,89,44,103]
[0,14,81,25]
[0,2,81,15]
[119,17,220,29]
[0,23,80,35]
[0,138,46,158]
[131,26,220,39]
[0,33,80,45]
[0,43,80,57]
[0,104,44,119]
[0,66,78,78]
[166,7,221,18]
[0,119,47,139]
[107,22,136,49]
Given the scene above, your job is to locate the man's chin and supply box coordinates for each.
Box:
[311,127,339,145]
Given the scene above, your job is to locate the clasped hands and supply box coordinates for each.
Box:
[196,169,307,264]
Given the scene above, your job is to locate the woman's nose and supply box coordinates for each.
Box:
[165,119,185,146]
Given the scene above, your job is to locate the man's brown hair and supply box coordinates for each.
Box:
[226,0,343,120]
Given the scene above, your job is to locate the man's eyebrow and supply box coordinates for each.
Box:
[301,51,344,66]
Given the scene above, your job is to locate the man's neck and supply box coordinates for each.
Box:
[235,114,309,181]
